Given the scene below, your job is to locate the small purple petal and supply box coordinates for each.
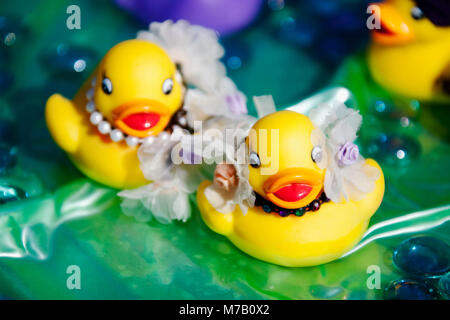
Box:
[226,93,247,115]
[179,148,202,165]
[337,142,359,166]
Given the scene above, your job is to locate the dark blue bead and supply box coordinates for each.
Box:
[0,145,17,174]
[0,184,27,204]
[393,236,450,278]
[278,210,290,217]
[384,279,441,300]
[262,204,272,213]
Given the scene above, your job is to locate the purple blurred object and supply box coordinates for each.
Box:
[115,0,264,35]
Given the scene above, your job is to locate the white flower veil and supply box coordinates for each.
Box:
[202,88,381,214]
[119,20,251,223]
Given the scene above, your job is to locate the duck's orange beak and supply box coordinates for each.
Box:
[263,168,323,209]
[112,99,171,138]
[370,2,414,45]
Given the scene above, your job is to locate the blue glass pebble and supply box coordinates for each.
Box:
[384,279,441,300]
[393,236,450,278]
[0,184,27,204]
[307,0,340,16]
[366,134,420,165]
[277,17,317,47]
[438,273,449,299]
[42,44,98,75]
[222,40,250,71]
[0,145,17,174]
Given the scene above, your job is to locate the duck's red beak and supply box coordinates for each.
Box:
[263,168,323,209]
[369,2,414,45]
[112,99,170,138]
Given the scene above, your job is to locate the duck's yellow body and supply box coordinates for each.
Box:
[46,40,184,189]
[197,111,385,267]
[368,0,450,102]
[198,161,384,267]
[46,90,146,189]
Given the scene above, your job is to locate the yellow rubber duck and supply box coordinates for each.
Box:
[368,0,450,102]
[46,39,184,189]
[197,110,385,267]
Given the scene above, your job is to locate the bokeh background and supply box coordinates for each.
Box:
[0,0,448,299]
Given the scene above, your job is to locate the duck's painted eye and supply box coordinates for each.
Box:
[249,151,261,168]
[162,78,173,95]
[311,146,322,163]
[411,6,424,20]
[101,77,113,95]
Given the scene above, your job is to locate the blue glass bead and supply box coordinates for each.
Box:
[262,204,272,213]
[393,236,450,278]
[0,145,17,174]
[307,0,340,16]
[222,39,250,71]
[0,184,27,204]
[277,17,317,47]
[438,273,449,299]
[366,134,420,165]
[41,44,97,75]
[384,279,440,300]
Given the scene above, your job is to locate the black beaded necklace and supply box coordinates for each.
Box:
[254,191,330,217]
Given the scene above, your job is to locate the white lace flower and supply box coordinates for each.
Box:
[119,20,250,223]
[309,102,380,203]
[137,20,247,126]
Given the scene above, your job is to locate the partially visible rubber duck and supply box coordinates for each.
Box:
[368,0,450,102]
[197,100,385,267]
[46,39,184,189]
[46,20,248,190]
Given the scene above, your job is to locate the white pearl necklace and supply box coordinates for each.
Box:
[85,77,184,147]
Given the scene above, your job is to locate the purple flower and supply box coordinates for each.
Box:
[226,93,247,115]
[337,142,359,166]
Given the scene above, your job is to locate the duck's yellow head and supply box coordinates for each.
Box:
[370,0,450,46]
[93,39,183,138]
[246,111,325,209]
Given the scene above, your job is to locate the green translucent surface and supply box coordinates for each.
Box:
[0,0,448,299]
